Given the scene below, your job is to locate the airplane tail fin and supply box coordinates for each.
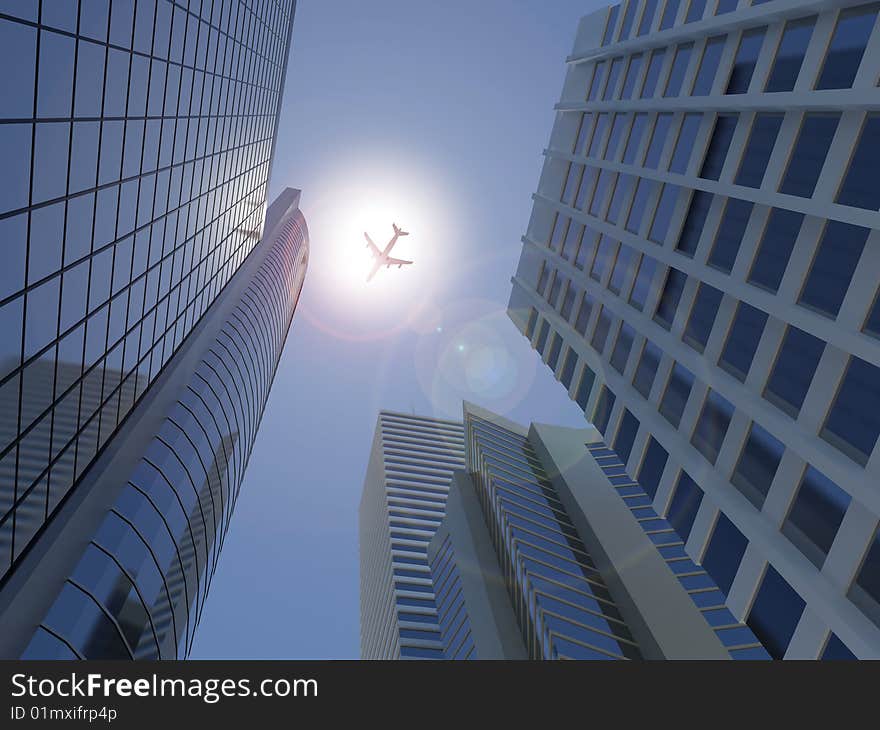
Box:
[393,223,409,237]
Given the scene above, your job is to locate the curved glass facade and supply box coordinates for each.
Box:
[0,0,296,591]
[21,198,308,659]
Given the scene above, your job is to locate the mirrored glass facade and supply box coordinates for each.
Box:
[0,0,298,658]
[509,0,880,659]
[18,190,308,659]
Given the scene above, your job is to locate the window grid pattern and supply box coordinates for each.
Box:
[510,0,880,658]
[427,533,477,660]
[0,0,295,587]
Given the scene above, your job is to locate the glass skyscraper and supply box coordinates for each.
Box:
[359,412,465,659]
[508,0,880,659]
[0,1,301,659]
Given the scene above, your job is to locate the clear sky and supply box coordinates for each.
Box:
[190,0,606,659]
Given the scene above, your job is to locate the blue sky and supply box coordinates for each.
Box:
[190,0,606,659]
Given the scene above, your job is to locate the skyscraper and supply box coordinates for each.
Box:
[427,402,768,659]
[0,1,301,658]
[359,412,465,659]
[508,0,880,659]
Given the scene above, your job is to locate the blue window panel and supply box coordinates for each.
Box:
[747,565,806,659]
[683,284,723,352]
[629,255,657,312]
[816,4,879,90]
[42,582,131,659]
[686,0,706,22]
[21,627,79,660]
[660,0,681,30]
[603,57,625,100]
[561,222,583,263]
[783,466,850,568]
[613,409,640,465]
[716,0,738,13]
[864,291,880,339]
[799,221,869,319]
[718,302,767,382]
[837,116,880,210]
[590,307,611,355]
[822,633,857,660]
[850,530,880,628]
[638,437,669,499]
[589,113,610,157]
[676,191,713,256]
[748,208,803,292]
[611,322,636,374]
[702,514,748,595]
[717,626,762,648]
[602,5,621,45]
[561,163,584,206]
[731,422,783,510]
[766,17,816,92]
[666,471,703,541]
[547,333,563,371]
[654,268,688,329]
[591,235,618,283]
[645,113,673,168]
[623,113,649,163]
[593,387,616,435]
[638,0,659,35]
[779,114,839,198]
[709,198,753,273]
[574,113,592,155]
[535,320,550,355]
[633,340,662,399]
[648,184,681,244]
[627,179,658,235]
[619,0,638,40]
[606,114,629,162]
[607,173,634,224]
[726,28,765,94]
[577,368,595,413]
[0,19,37,120]
[735,114,783,188]
[609,244,635,295]
[700,115,738,180]
[665,43,694,97]
[588,61,608,101]
[692,36,726,96]
[574,293,594,335]
[691,390,734,465]
[764,326,825,418]
[671,114,703,174]
[560,348,577,389]
[620,54,644,99]
[641,49,667,97]
[822,356,880,465]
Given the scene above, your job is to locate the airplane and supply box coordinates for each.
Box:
[364,223,413,282]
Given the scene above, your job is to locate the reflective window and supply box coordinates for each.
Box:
[593,386,616,434]
[626,179,658,234]
[611,322,636,374]
[822,633,857,660]
[560,283,577,320]
[602,5,621,45]
[708,198,753,272]
[654,268,687,329]
[779,114,839,198]
[576,366,596,411]
[603,57,624,100]
[700,115,738,180]
[660,0,681,30]
[686,0,706,22]
[692,36,726,95]
[732,423,784,509]
[574,113,593,155]
[747,565,805,659]
[726,28,765,94]
[799,221,869,318]
[667,471,703,541]
[815,4,879,90]
[691,390,734,464]
[864,291,880,339]
[849,529,880,628]
[670,113,703,173]
[822,356,880,465]
[645,113,673,168]
[703,514,747,595]
[665,43,694,97]
[621,54,644,99]
[591,235,618,282]
[623,113,649,164]
[659,363,694,428]
[719,302,767,381]
[716,0,738,13]
[547,333,563,371]
[638,437,669,499]
[676,190,713,256]
[783,466,850,568]
[766,17,816,92]
[588,61,608,101]
[638,0,659,36]
[684,284,723,352]
[633,340,663,399]
[535,320,550,355]
[607,173,634,224]
[613,409,640,465]
[748,208,803,292]
[648,184,681,243]
[574,293,595,335]
[560,348,578,389]
[764,326,825,418]
[629,255,657,311]
[591,306,613,354]
[641,48,667,97]
[735,114,783,188]
[561,221,584,262]
[608,244,636,295]
[619,0,638,40]
[589,113,610,158]
[837,116,880,210]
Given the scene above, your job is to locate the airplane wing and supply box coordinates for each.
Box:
[366,259,382,282]
[364,232,381,257]
[385,257,413,267]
